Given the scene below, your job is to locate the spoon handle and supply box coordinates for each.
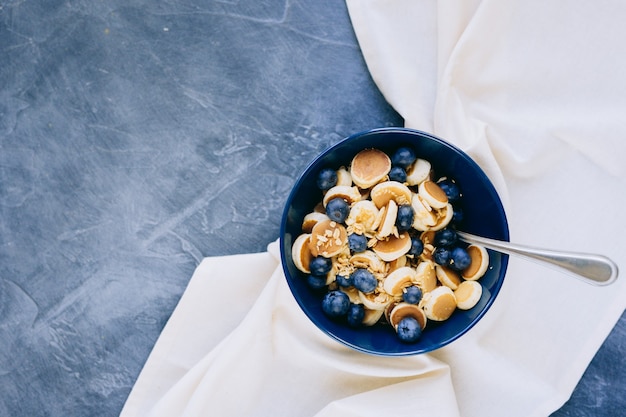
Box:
[456,231,618,286]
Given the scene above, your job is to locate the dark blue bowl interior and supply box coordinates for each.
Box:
[280,127,509,356]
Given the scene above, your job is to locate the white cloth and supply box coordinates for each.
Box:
[121,1,626,416]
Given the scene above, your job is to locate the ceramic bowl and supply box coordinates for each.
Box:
[279,127,509,355]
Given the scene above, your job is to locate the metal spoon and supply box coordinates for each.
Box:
[456,231,619,286]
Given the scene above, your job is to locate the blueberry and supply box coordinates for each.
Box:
[335,274,354,287]
[307,274,327,290]
[309,256,332,276]
[451,207,464,225]
[391,147,417,169]
[346,303,365,327]
[450,247,472,271]
[433,247,451,266]
[434,228,457,247]
[348,233,368,253]
[395,204,414,232]
[437,179,461,202]
[408,236,424,256]
[388,166,407,183]
[321,290,350,318]
[317,168,337,190]
[396,316,422,343]
[326,197,349,223]
[352,268,377,294]
[402,285,423,304]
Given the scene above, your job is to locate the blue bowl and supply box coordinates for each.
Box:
[279,127,509,356]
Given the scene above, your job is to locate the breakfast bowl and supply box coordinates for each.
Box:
[279,127,509,356]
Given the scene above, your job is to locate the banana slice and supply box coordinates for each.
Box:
[373,232,411,262]
[405,158,431,186]
[370,181,412,209]
[418,180,448,209]
[413,260,437,292]
[388,302,427,330]
[377,200,398,238]
[345,200,379,234]
[336,166,353,186]
[382,266,417,296]
[429,204,454,231]
[461,245,490,281]
[302,212,330,233]
[350,250,386,273]
[309,219,348,258]
[362,308,384,326]
[411,194,437,231]
[350,148,391,189]
[454,280,483,310]
[422,286,457,321]
[322,185,362,207]
[435,265,462,290]
[358,291,393,311]
[291,233,313,273]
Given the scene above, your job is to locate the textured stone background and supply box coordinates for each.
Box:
[0,1,623,416]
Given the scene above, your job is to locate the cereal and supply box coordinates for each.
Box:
[291,146,490,343]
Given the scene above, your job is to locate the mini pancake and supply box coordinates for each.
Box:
[436,265,462,290]
[350,148,391,189]
[350,250,386,273]
[370,181,412,208]
[291,233,313,273]
[309,219,348,258]
[405,158,431,186]
[413,260,437,292]
[461,245,490,281]
[345,200,379,233]
[454,280,482,310]
[411,193,437,231]
[373,232,411,262]
[336,166,353,186]
[339,286,361,304]
[389,302,427,330]
[322,185,362,207]
[377,200,398,238]
[418,180,448,209]
[422,286,457,321]
[429,203,454,231]
[362,308,384,326]
[302,212,330,233]
[358,291,393,311]
[388,255,407,272]
[383,266,417,296]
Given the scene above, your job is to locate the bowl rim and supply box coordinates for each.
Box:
[279,127,509,356]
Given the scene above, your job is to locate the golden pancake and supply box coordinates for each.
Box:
[350,148,391,189]
[372,232,411,262]
[309,219,347,258]
[454,280,482,310]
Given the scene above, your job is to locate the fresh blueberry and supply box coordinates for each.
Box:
[408,236,424,256]
[317,168,337,190]
[391,147,417,169]
[434,228,458,247]
[395,204,414,232]
[326,197,349,223]
[451,207,464,225]
[437,179,461,202]
[307,274,327,290]
[396,316,422,343]
[321,290,350,318]
[402,285,423,304]
[309,256,332,276]
[388,166,407,183]
[346,303,365,327]
[348,233,368,253]
[433,247,451,266]
[450,246,472,271]
[352,268,377,294]
[335,274,354,287]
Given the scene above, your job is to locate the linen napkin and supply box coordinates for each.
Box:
[121,1,626,416]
